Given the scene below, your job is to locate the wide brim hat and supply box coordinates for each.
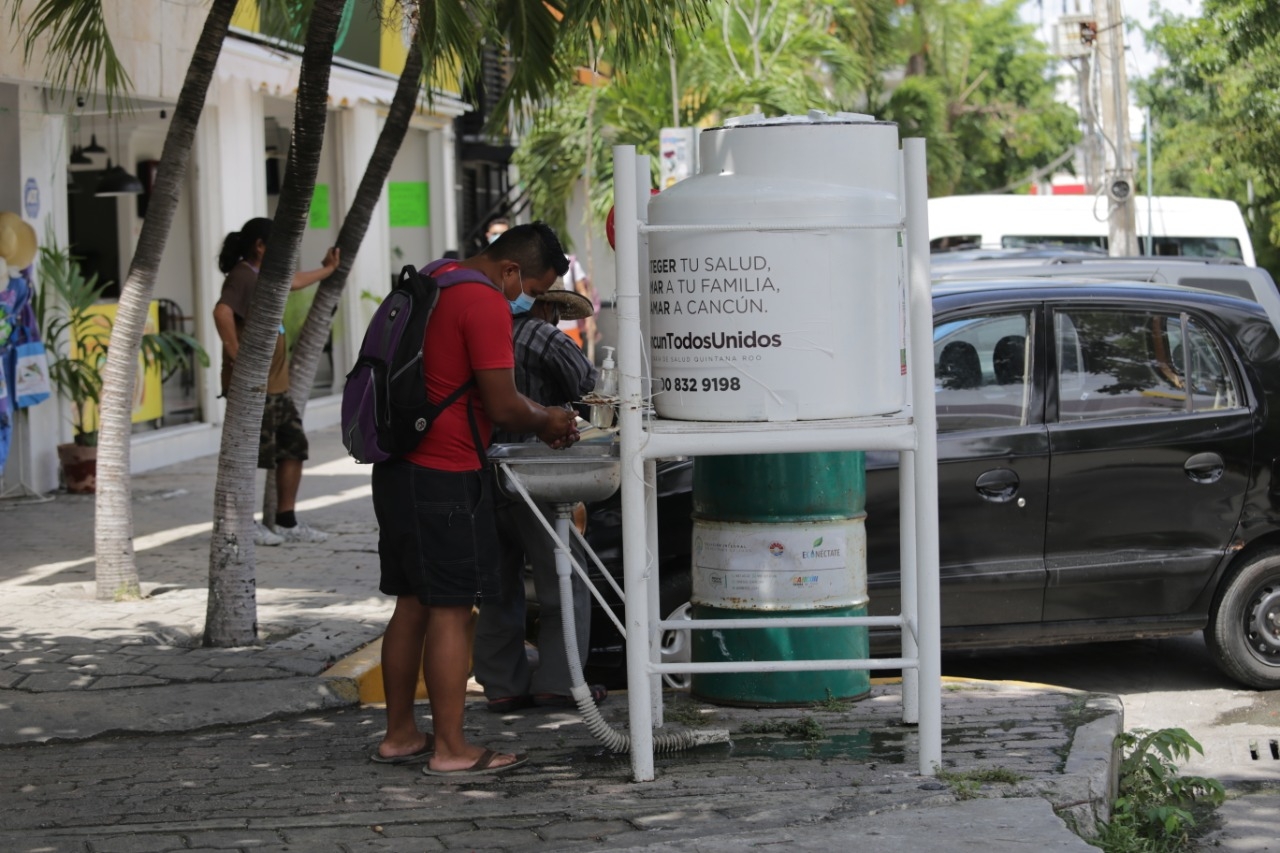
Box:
[537,287,594,320]
[0,212,37,270]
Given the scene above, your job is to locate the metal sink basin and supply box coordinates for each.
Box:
[489,440,621,504]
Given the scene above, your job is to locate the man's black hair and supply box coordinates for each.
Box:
[486,221,570,278]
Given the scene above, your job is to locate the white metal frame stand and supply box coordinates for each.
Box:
[613,139,942,782]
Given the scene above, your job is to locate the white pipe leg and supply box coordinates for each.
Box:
[615,145,655,782]
[644,456,662,726]
[904,138,941,775]
[899,449,919,725]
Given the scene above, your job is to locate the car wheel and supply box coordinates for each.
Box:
[1207,548,1280,689]
[658,570,693,690]
[659,600,693,689]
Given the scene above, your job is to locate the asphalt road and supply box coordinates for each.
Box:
[942,632,1280,851]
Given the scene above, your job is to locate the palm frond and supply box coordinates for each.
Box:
[8,0,132,110]
[416,0,487,104]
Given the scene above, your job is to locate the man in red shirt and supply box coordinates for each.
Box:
[370,222,579,776]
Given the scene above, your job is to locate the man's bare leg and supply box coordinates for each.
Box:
[424,605,522,772]
[375,596,433,759]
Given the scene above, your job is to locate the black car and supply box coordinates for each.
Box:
[547,279,1280,690]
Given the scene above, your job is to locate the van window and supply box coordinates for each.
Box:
[931,235,981,251]
[1003,235,1107,250]
[1150,236,1243,262]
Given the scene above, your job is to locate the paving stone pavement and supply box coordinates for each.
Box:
[0,426,1121,851]
[1,683,1116,852]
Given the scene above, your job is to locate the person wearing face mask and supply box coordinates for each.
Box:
[370,221,579,777]
[484,217,510,245]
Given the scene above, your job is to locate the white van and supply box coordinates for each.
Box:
[928,194,1256,266]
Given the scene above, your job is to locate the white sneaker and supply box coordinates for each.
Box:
[275,521,330,544]
[254,521,284,546]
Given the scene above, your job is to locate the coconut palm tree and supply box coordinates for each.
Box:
[204,0,348,647]
[90,1,238,602]
[286,34,424,413]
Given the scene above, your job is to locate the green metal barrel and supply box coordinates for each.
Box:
[690,451,869,706]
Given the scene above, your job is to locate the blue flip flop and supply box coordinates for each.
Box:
[369,736,434,765]
[422,749,529,777]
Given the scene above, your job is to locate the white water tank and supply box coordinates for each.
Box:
[647,111,905,421]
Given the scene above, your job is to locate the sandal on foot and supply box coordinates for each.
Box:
[422,749,529,777]
[485,695,534,714]
[533,684,607,708]
[369,735,435,765]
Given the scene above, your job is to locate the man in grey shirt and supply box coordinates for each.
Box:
[474,286,602,711]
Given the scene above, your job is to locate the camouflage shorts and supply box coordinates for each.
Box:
[259,392,309,469]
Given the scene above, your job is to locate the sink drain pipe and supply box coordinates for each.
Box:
[551,510,730,754]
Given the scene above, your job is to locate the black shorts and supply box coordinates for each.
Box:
[372,462,501,606]
[259,392,309,469]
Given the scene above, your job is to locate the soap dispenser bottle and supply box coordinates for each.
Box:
[590,346,618,429]
[597,346,618,396]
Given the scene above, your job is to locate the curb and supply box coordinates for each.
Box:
[1023,693,1124,839]
[0,677,362,746]
[320,636,429,705]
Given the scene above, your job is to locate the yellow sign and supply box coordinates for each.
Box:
[73,302,164,431]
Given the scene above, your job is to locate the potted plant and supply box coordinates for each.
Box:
[32,241,208,492]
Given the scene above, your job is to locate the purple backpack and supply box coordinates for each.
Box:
[341,261,498,463]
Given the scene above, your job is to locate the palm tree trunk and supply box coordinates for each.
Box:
[92,0,238,602]
[287,37,424,410]
[204,0,345,648]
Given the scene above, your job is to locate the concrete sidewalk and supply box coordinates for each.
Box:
[0,426,1120,852]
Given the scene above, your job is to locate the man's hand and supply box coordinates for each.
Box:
[537,407,580,449]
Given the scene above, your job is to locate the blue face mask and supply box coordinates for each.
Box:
[509,271,536,315]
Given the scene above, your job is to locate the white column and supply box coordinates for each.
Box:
[199,76,264,426]
[336,103,386,375]
[427,122,458,257]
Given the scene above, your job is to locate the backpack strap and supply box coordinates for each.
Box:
[420,259,502,294]
[465,394,488,471]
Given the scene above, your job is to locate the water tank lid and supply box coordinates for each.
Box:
[722,110,876,127]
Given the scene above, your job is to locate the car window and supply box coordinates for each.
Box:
[933,312,1033,433]
[1054,309,1242,421]
[1175,318,1241,411]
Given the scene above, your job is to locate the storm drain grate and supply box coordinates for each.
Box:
[1248,739,1280,761]
[1227,736,1280,765]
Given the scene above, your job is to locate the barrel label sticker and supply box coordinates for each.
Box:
[692,521,867,609]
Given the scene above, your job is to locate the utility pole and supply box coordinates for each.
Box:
[1096,0,1138,255]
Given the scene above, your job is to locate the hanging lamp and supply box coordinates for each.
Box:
[94,118,142,196]
[94,163,143,196]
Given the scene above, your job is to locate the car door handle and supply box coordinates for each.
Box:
[1184,452,1225,484]
[974,468,1020,503]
